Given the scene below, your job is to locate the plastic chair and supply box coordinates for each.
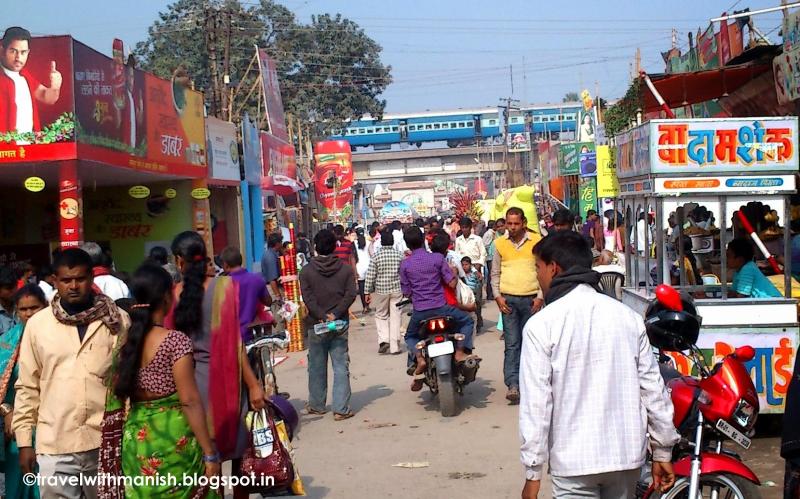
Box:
[599,271,625,301]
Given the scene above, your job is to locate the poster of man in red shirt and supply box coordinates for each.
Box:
[0,27,72,145]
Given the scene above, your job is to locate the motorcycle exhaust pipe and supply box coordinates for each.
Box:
[463,357,480,370]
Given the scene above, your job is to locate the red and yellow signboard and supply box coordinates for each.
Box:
[73,40,207,177]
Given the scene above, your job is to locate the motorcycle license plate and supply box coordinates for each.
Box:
[427,341,454,358]
[715,419,751,449]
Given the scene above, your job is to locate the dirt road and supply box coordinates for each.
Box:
[273,302,784,498]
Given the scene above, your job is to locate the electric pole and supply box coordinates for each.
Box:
[204,1,221,118]
[499,97,521,190]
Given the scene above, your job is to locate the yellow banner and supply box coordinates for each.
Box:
[596,145,619,198]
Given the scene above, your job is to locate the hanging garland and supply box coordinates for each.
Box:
[0,112,75,144]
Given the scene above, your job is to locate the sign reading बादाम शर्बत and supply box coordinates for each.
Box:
[649,118,798,174]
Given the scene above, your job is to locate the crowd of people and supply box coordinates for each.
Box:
[0,204,798,499]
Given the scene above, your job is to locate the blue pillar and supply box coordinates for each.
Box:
[240,181,254,271]
[249,185,265,271]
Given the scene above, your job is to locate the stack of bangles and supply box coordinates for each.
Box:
[203,452,221,463]
[0,403,11,417]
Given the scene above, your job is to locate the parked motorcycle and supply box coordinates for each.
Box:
[397,298,481,417]
[638,285,761,499]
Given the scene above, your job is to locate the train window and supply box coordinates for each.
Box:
[392,126,399,132]
[409,125,416,131]
[468,121,474,127]
[358,129,365,134]
[532,116,540,122]
[489,119,497,125]
[434,123,440,129]
[425,124,432,130]
[442,123,450,129]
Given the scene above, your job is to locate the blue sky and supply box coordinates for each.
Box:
[6,0,787,113]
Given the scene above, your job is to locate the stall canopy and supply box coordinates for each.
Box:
[641,63,771,114]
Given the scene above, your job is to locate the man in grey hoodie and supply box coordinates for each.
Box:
[299,229,359,421]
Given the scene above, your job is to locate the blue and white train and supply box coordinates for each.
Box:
[329,104,584,150]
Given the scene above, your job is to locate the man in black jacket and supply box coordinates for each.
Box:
[299,229,358,421]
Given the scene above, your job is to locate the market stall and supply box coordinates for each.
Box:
[617,117,799,414]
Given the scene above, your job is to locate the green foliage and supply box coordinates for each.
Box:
[603,79,642,138]
[562,92,579,103]
[0,112,75,144]
[133,0,391,138]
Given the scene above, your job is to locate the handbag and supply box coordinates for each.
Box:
[456,280,476,307]
[239,407,295,493]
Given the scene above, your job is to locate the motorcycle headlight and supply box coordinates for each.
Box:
[733,399,757,431]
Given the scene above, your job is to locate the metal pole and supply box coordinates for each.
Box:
[720,196,728,300]
[785,196,792,298]
[711,3,800,22]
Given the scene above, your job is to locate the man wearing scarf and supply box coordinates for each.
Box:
[518,231,679,499]
[13,248,129,499]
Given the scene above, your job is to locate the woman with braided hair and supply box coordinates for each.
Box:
[167,231,268,499]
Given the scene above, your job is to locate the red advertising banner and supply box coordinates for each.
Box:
[0,32,75,163]
[257,49,289,142]
[59,161,82,247]
[314,140,353,221]
[261,131,300,195]
[73,39,207,177]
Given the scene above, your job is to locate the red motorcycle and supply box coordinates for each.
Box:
[639,285,761,499]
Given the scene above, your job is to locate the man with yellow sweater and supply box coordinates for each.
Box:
[490,207,543,404]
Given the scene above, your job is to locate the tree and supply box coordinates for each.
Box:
[133,0,391,135]
[562,92,579,103]
[603,79,642,138]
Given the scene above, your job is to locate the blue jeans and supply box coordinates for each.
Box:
[307,327,351,414]
[405,305,475,354]
[502,294,535,388]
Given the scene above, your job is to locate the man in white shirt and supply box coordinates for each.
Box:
[455,217,487,330]
[0,27,62,141]
[520,230,679,499]
[80,242,130,301]
[390,220,407,254]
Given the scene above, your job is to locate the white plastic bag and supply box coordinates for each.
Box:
[456,280,475,307]
[276,300,299,322]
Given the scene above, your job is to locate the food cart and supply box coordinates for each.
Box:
[617,117,799,414]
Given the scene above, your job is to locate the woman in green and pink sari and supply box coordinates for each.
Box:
[100,265,220,498]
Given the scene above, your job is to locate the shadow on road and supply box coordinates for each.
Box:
[350,384,394,412]
[296,475,331,499]
[415,376,494,415]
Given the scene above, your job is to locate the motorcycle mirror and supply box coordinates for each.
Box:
[733,345,755,362]
[655,284,683,312]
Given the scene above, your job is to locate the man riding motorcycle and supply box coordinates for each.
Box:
[399,227,478,391]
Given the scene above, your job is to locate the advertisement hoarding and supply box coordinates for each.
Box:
[507,132,531,153]
[261,132,300,195]
[242,112,261,185]
[596,145,619,198]
[578,177,597,219]
[314,140,354,221]
[650,118,798,174]
[72,39,207,177]
[0,34,75,163]
[257,49,289,142]
[206,117,239,182]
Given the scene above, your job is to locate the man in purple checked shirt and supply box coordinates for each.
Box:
[400,227,477,392]
[220,246,272,341]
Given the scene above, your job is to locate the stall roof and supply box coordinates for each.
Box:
[642,63,772,114]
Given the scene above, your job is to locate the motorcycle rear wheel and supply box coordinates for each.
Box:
[437,371,458,417]
[651,473,761,499]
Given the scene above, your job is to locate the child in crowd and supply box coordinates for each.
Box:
[461,256,483,333]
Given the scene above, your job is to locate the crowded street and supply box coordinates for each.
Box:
[277,301,786,499]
